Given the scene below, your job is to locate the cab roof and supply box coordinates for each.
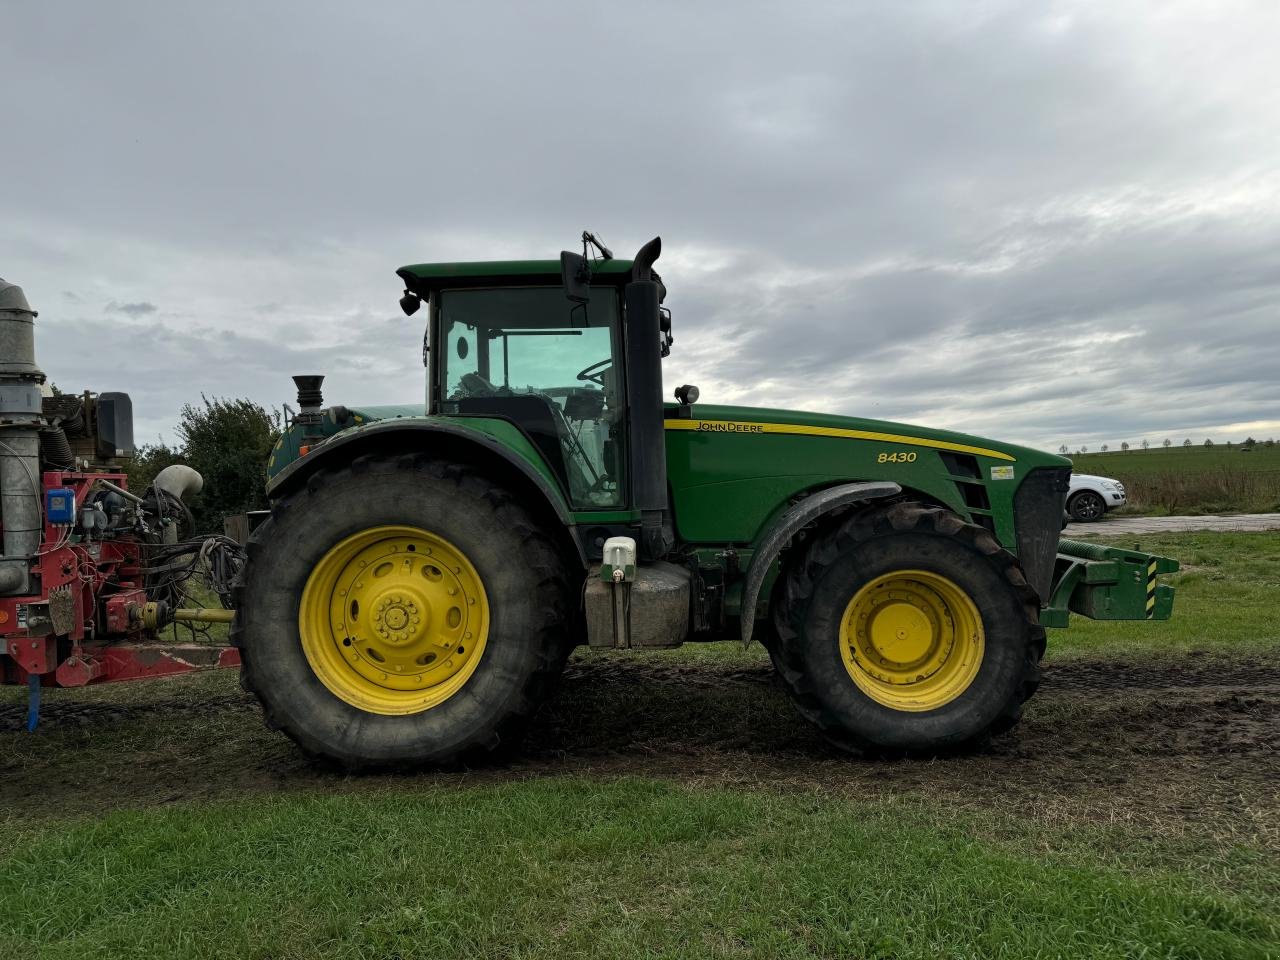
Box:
[397,258,635,295]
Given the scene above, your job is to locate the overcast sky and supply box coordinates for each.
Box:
[3,1,1278,451]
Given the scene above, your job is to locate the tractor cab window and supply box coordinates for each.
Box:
[438,286,624,509]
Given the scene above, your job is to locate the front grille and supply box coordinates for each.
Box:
[1012,466,1071,602]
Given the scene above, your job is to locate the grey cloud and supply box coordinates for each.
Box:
[105,301,158,317]
[2,1,1277,449]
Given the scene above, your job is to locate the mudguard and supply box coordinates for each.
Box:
[739,481,901,645]
[266,418,580,555]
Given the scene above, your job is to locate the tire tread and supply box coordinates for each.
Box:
[767,501,1045,754]
[232,456,573,770]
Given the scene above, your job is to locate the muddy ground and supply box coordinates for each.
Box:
[2,652,1277,848]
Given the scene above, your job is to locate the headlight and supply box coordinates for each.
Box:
[1100,480,1121,491]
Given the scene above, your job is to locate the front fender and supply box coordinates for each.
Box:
[739,481,901,645]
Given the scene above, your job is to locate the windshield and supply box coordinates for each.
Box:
[438,286,624,508]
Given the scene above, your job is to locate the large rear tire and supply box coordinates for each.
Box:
[232,454,573,768]
[769,502,1044,754]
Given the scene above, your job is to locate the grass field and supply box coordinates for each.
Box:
[1070,444,1280,514]
[1,532,1277,959]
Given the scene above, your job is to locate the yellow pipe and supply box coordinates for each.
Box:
[173,607,236,624]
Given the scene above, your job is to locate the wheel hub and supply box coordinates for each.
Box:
[839,570,984,712]
[299,526,489,715]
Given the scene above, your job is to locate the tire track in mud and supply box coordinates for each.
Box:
[2,655,1277,836]
[3,656,1277,727]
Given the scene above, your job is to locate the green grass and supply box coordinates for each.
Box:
[1070,445,1280,514]
[1,779,1275,960]
[1048,531,1280,658]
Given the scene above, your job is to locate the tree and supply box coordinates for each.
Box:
[1163,438,1171,449]
[1058,444,1069,455]
[1267,439,1276,448]
[1120,441,1130,452]
[177,397,281,532]
[1182,438,1192,447]
[125,396,281,533]
[1204,438,1214,447]
[1244,436,1257,448]
[1080,446,1088,454]
[1101,444,1109,452]
[125,441,184,493]
[1141,438,1150,451]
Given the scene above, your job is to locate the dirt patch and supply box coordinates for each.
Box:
[2,654,1277,846]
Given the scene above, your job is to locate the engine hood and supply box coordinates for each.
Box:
[669,403,1071,470]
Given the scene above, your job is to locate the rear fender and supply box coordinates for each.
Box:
[739,481,901,645]
[266,419,583,564]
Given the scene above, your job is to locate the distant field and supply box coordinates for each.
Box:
[1069,444,1280,514]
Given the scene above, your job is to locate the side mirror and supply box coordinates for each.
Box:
[560,251,591,304]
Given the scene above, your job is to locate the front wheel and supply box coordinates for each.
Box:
[1067,490,1106,522]
[769,502,1043,754]
[233,455,573,768]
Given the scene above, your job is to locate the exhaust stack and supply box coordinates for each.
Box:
[0,280,46,594]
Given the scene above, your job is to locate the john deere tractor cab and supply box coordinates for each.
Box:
[237,233,1177,767]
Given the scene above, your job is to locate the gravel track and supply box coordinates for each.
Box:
[1065,513,1280,535]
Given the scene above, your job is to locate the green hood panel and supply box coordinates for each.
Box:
[664,403,1068,545]
[347,403,423,422]
[670,404,1068,470]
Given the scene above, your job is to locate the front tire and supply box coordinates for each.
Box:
[769,502,1043,754]
[1067,490,1106,522]
[232,455,573,768]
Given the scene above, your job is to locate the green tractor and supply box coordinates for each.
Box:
[234,234,1177,766]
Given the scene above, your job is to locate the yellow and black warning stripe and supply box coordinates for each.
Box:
[1145,559,1158,619]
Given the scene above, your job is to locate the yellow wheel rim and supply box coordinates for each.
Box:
[298,525,489,716]
[838,569,984,712]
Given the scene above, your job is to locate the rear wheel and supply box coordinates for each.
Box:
[233,455,573,768]
[769,502,1043,754]
[1067,490,1106,522]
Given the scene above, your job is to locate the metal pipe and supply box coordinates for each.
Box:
[173,608,236,624]
[152,464,203,501]
[97,478,144,505]
[0,279,46,595]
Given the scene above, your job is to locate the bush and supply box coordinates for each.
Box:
[125,442,184,493]
[126,397,281,534]
[1121,466,1280,515]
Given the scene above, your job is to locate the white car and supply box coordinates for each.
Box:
[1066,473,1127,522]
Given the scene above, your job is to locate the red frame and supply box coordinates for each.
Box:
[1,470,239,688]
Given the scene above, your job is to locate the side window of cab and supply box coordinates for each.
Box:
[438,286,625,509]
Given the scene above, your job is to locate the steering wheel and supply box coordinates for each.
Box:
[576,358,612,386]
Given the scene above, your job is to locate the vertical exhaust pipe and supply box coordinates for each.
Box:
[292,374,325,427]
[0,279,46,594]
[623,238,674,560]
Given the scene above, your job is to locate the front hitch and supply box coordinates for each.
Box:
[1040,539,1179,628]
